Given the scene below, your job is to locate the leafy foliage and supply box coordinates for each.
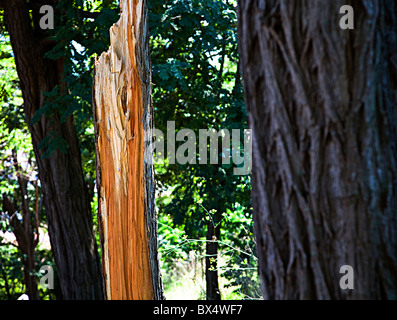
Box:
[31,0,119,183]
[0,37,59,300]
[0,1,119,299]
[149,0,259,299]
[1,0,259,300]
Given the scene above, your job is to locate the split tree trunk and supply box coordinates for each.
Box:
[93,0,163,300]
[238,0,397,299]
[4,0,104,299]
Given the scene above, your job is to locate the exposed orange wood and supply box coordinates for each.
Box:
[93,0,155,300]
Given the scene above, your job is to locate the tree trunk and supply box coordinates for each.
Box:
[238,0,397,299]
[93,0,163,300]
[4,0,104,299]
[206,221,221,300]
[2,193,39,300]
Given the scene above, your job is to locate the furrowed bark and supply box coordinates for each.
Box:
[4,0,104,300]
[93,0,163,300]
[238,0,397,299]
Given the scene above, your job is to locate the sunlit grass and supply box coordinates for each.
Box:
[161,254,260,300]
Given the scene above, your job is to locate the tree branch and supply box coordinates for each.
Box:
[2,194,28,254]
[33,181,40,248]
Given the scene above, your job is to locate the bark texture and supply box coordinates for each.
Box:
[4,0,104,300]
[238,0,397,299]
[93,0,163,300]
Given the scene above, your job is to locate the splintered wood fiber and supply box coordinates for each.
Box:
[93,0,153,300]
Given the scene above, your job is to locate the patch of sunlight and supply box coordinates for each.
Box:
[162,254,258,300]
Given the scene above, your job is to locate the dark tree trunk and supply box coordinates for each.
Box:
[4,0,104,299]
[206,221,221,300]
[238,0,397,299]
